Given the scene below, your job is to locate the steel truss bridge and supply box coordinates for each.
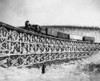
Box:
[0,22,100,68]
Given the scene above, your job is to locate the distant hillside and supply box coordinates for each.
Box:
[41,25,100,31]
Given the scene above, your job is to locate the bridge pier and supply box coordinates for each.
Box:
[41,64,46,74]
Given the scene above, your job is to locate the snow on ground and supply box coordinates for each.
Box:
[0,52,100,81]
[0,62,90,81]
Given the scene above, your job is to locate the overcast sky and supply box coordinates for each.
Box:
[0,0,100,27]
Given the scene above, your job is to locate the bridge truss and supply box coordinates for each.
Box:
[0,22,100,68]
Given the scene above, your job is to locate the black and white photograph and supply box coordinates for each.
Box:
[0,0,100,81]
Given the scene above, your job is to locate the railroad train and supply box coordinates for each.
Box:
[23,24,95,43]
[0,21,98,68]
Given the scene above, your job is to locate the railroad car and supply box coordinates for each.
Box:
[82,36,95,43]
[57,31,70,39]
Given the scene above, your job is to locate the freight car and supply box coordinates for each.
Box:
[82,36,95,43]
[57,31,70,39]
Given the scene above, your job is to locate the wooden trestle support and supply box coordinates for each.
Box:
[0,23,100,68]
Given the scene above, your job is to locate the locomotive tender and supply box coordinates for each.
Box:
[0,21,99,68]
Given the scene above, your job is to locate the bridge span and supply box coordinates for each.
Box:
[0,22,100,68]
